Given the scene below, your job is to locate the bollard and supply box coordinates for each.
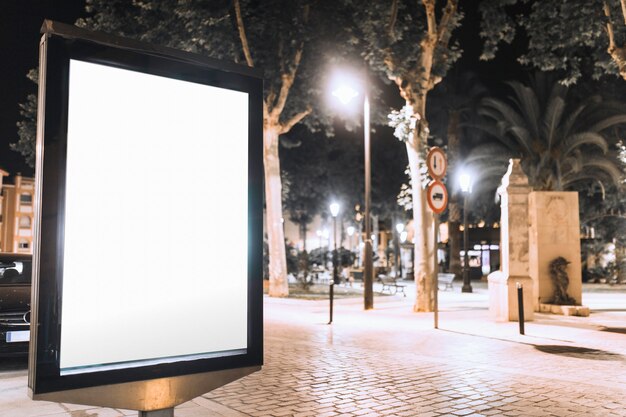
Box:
[517,282,525,335]
[328,281,334,324]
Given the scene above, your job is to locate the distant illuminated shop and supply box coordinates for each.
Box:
[458,223,500,279]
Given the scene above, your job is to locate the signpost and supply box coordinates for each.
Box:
[425,147,448,329]
[29,21,263,416]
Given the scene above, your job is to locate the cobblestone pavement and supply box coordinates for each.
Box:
[1,286,625,417]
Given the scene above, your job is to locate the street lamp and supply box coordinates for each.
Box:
[395,222,404,279]
[330,202,340,285]
[459,171,473,293]
[328,202,340,325]
[331,71,373,310]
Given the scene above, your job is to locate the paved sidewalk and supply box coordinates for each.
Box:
[1,284,625,416]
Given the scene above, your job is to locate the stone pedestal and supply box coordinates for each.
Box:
[488,159,534,322]
[488,272,534,321]
[528,192,583,308]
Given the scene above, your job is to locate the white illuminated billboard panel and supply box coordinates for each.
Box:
[60,60,249,373]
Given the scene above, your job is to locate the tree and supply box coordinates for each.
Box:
[352,0,462,312]
[479,0,626,84]
[471,75,625,192]
[16,0,350,297]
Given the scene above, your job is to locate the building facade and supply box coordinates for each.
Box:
[0,173,35,254]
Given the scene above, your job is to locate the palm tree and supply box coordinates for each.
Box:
[428,71,487,280]
[471,75,625,193]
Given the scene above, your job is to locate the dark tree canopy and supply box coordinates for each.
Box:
[479,0,626,84]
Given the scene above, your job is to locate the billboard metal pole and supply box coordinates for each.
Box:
[433,214,439,329]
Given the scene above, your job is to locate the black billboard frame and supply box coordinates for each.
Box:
[28,21,264,411]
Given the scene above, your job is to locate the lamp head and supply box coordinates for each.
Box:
[329,202,340,217]
[328,69,362,110]
[459,171,473,194]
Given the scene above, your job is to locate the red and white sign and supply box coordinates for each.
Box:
[426,180,448,214]
[426,147,447,179]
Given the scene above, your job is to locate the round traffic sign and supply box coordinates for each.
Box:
[426,180,448,214]
[426,147,447,179]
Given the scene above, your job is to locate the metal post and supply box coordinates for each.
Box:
[517,282,525,335]
[433,214,439,329]
[462,192,473,293]
[329,215,338,325]
[328,280,334,324]
[139,409,174,417]
[363,95,373,310]
[394,222,400,278]
[333,216,339,285]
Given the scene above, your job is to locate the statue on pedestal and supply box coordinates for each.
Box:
[549,257,577,305]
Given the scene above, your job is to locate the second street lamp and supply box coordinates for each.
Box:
[330,71,373,310]
[328,202,340,325]
[395,222,404,279]
[459,171,473,293]
[330,202,341,285]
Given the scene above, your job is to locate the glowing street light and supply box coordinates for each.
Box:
[332,85,359,105]
[330,70,373,310]
[347,225,355,257]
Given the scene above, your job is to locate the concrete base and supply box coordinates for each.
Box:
[488,271,534,322]
[539,303,590,317]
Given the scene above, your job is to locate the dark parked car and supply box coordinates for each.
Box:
[0,253,32,356]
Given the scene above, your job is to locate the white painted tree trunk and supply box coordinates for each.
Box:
[264,128,289,297]
[406,137,434,312]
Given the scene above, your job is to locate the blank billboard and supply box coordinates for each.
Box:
[60,60,249,374]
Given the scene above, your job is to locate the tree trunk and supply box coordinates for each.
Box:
[406,137,434,312]
[300,221,308,252]
[264,127,289,297]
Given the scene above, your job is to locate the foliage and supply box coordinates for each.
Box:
[12,69,38,168]
[349,0,463,103]
[471,74,626,192]
[479,0,626,84]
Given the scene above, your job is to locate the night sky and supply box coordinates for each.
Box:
[0,0,85,177]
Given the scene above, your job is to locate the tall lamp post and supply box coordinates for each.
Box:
[331,73,373,309]
[395,222,404,278]
[330,202,341,285]
[327,202,341,324]
[459,171,473,293]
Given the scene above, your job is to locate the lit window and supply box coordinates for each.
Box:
[18,240,30,249]
[19,216,31,229]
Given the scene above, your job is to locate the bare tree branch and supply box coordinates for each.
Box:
[422,0,437,38]
[388,0,399,39]
[437,0,458,46]
[234,0,254,67]
[604,1,626,79]
[266,87,277,112]
[279,106,313,134]
[271,46,304,119]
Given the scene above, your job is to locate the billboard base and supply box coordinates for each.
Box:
[139,409,173,417]
[30,366,260,411]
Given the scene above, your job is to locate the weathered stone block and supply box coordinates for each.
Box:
[538,304,590,317]
[528,192,583,310]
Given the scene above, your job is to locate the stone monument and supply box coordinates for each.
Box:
[488,159,534,322]
[528,191,588,316]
